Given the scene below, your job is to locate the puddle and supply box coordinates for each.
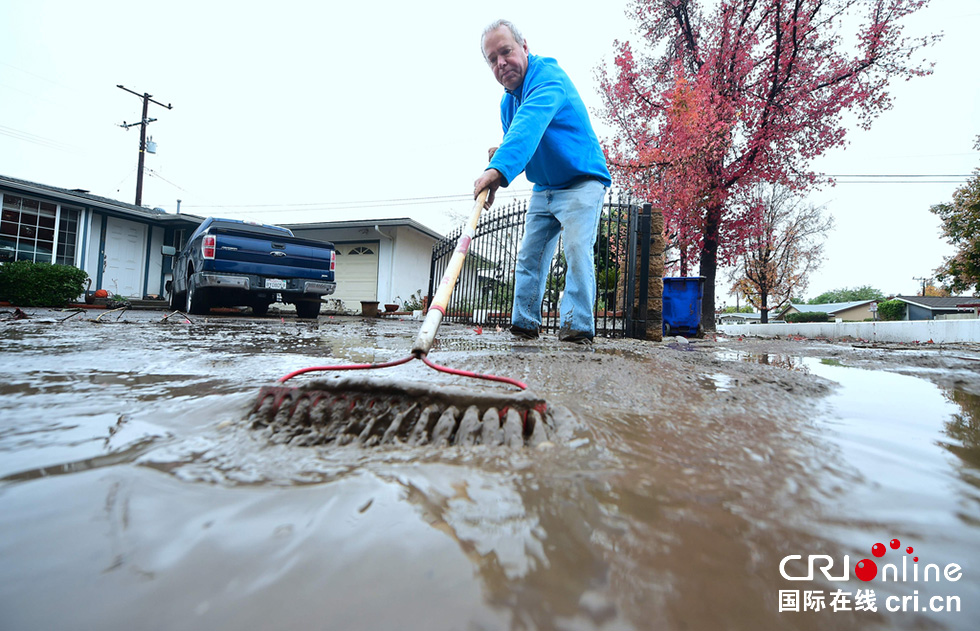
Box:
[715,349,810,371]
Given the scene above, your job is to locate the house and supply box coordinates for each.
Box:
[716,312,763,325]
[892,295,980,321]
[1,174,198,299]
[779,300,877,322]
[282,218,442,312]
[2,173,443,311]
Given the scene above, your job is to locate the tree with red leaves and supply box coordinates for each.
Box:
[598,0,937,330]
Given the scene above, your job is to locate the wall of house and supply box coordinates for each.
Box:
[84,212,104,289]
[389,227,436,307]
[146,226,166,297]
[907,303,933,321]
[836,304,874,321]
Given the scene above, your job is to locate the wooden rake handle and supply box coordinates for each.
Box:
[411,188,490,357]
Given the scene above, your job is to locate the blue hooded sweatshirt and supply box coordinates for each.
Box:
[487,54,611,191]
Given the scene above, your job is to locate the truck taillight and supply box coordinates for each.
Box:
[330,250,336,272]
[203,235,216,260]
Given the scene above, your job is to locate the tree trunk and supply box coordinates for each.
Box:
[699,202,722,333]
[760,291,769,324]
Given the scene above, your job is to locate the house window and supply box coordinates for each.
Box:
[56,205,80,265]
[349,246,375,255]
[0,194,81,265]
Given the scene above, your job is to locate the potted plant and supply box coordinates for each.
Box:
[360,301,380,317]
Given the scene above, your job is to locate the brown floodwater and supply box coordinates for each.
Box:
[1,309,978,630]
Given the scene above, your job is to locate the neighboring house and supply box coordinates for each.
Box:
[716,312,763,325]
[270,219,442,312]
[1,174,198,299]
[2,174,445,311]
[892,295,980,321]
[779,300,877,321]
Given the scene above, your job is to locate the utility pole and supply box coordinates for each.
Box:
[913,276,930,297]
[117,85,172,206]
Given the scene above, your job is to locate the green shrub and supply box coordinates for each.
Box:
[398,289,426,312]
[876,299,906,321]
[785,311,831,323]
[0,260,89,307]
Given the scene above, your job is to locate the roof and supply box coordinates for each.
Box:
[784,300,875,315]
[283,217,444,241]
[2,174,442,238]
[893,295,979,311]
[1,173,191,223]
[717,312,762,320]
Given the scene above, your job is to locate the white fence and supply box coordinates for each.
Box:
[718,319,980,344]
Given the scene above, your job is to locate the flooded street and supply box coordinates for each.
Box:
[1,308,979,630]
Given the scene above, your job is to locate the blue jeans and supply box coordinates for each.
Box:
[511,179,606,336]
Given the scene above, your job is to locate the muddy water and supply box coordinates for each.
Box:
[1,310,979,630]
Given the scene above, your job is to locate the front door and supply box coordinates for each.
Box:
[103,217,146,298]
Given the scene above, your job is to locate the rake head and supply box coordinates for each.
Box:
[248,376,553,448]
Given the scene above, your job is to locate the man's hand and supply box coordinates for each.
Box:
[487,146,499,161]
[474,168,502,209]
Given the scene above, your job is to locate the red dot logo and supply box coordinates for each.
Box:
[872,543,886,557]
[906,546,914,554]
[855,559,878,582]
[890,539,901,549]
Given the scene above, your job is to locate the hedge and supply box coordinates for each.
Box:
[0,260,89,307]
[785,311,831,323]
[876,299,906,321]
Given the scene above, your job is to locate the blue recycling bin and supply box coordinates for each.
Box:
[662,276,704,337]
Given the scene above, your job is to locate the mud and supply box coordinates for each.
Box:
[1,306,979,630]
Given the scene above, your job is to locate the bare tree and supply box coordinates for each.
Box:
[728,186,833,323]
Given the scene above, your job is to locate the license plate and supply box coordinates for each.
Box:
[265,278,287,290]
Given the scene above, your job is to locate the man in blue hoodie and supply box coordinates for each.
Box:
[475,19,611,344]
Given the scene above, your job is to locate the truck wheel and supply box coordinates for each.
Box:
[295,299,321,319]
[169,287,183,311]
[185,277,211,315]
[251,302,270,317]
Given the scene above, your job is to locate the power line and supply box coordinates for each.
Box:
[184,189,535,213]
[824,174,973,178]
[149,171,974,214]
[0,124,79,153]
[831,180,969,184]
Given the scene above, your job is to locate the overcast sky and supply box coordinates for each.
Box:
[2,0,978,300]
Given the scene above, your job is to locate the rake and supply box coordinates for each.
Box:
[249,189,554,447]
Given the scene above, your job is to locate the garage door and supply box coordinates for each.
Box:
[333,243,379,311]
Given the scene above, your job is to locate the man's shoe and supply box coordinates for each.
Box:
[510,324,540,340]
[558,327,593,344]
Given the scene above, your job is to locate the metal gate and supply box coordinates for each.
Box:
[427,191,656,339]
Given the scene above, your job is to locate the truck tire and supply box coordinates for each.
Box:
[295,299,321,319]
[251,302,270,317]
[169,286,184,312]
[185,275,211,315]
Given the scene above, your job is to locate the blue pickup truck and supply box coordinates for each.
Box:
[164,217,336,318]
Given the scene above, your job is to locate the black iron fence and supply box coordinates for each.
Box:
[427,191,657,339]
